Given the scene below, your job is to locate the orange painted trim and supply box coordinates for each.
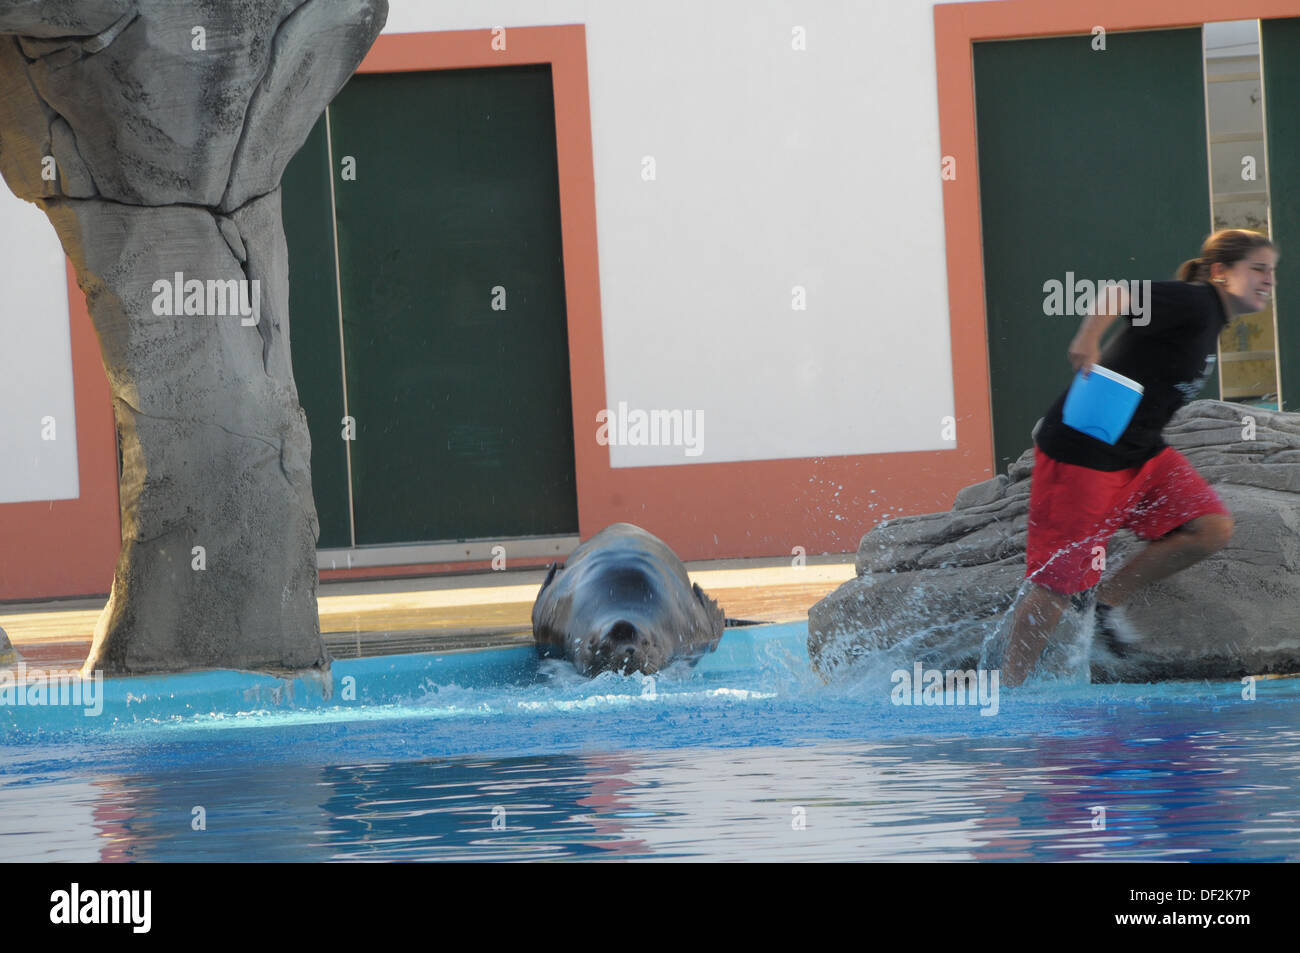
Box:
[35,3,1291,598]
[358,30,614,531]
[0,261,118,600]
[936,0,1300,43]
[933,0,1300,556]
[346,26,613,578]
[346,25,993,564]
[360,27,991,562]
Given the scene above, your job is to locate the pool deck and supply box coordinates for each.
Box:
[0,555,855,671]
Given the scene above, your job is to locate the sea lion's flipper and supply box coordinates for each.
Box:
[693,581,726,646]
[539,561,559,593]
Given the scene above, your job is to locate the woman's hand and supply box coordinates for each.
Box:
[1068,299,1121,374]
[1068,334,1101,375]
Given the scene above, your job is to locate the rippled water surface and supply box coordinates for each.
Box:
[2,623,1298,861]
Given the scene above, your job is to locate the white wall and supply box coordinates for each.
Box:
[0,187,78,503]
[385,0,975,466]
[0,0,980,503]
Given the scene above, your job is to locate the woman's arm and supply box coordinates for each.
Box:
[1067,283,1128,374]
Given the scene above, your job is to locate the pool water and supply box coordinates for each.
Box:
[2,622,1298,861]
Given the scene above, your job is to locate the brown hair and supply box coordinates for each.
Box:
[1177,228,1276,282]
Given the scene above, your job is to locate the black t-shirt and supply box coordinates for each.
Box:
[1033,279,1229,471]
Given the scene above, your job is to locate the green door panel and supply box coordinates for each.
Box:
[974,29,1214,472]
[1262,17,1300,410]
[282,115,352,548]
[328,66,578,544]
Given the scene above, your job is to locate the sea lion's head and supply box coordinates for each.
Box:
[532,523,727,677]
[564,562,680,676]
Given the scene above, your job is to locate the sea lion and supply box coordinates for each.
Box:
[531,523,726,676]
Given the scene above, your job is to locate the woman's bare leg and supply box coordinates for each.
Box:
[1095,514,1234,607]
[1001,582,1071,687]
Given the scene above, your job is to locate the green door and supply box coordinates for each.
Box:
[1263,18,1300,410]
[974,29,1215,472]
[283,117,351,548]
[282,65,579,547]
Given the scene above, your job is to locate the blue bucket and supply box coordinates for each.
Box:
[1062,364,1144,444]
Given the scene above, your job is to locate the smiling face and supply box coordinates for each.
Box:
[1211,248,1278,316]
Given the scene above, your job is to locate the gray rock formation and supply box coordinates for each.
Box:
[810,400,1300,682]
[0,1,387,673]
[0,625,14,665]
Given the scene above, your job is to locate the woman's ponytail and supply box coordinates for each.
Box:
[1180,229,1275,282]
[1176,257,1207,282]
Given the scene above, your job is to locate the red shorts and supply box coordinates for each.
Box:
[1025,446,1230,595]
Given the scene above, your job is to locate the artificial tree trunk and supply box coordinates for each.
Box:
[0,0,387,673]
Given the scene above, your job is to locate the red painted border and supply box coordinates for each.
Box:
[352,25,611,572]
[26,5,1297,597]
[362,26,993,562]
[933,0,1300,546]
[0,261,118,601]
